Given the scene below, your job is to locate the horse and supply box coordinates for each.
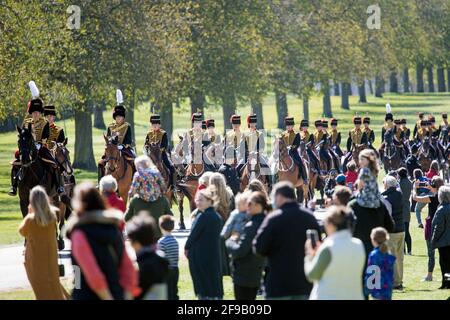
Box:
[271,137,309,205]
[380,138,403,173]
[351,143,366,168]
[103,135,134,205]
[315,138,339,202]
[240,151,269,193]
[299,141,318,202]
[417,137,433,173]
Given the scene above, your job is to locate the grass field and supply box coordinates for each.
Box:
[1,92,449,300]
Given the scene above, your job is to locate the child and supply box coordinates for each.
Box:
[425,160,439,180]
[345,161,358,190]
[365,227,396,300]
[158,215,180,300]
[126,213,169,300]
[356,149,380,208]
[221,191,251,240]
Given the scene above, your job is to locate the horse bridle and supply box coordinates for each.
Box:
[54,145,73,175]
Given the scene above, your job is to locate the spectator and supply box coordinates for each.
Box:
[382,175,405,290]
[226,192,269,300]
[356,149,381,209]
[66,182,137,300]
[426,160,440,180]
[397,168,413,255]
[99,175,126,213]
[345,161,358,190]
[253,181,321,300]
[365,227,396,300]
[185,187,224,300]
[406,145,421,178]
[332,186,353,206]
[413,168,429,228]
[158,215,180,300]
[413,176,444,282]
[125,155,173,238]
[19,186,68,300]
[431,185,450,289]
[127,214,169,300]
[246,179,269,199]
[221,191,251,240]
[324,171,338,199]
[304,206,365,300]
[195,171,214,196]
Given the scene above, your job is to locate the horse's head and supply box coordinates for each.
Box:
[16,124,35,164]
[55,138,73,174]
[384,130,393,145]
[104,134,121,172]
[422,136,430,150]
[273,136,288,159]
[145,142,163,163]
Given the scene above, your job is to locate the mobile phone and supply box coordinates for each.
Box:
[419,181,428,187]
[306,229,319,249]
[316,198,324,206]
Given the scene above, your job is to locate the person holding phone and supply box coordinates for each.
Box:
[413,168,430,228]
[304,205,365,300]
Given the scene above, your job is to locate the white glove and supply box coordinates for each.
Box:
[35,143,41,150]
[118,145,124,150]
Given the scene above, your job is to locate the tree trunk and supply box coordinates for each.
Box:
[322,83,332,118]
[190,89,206,114]
[160,101,173,148]
[389,72,398,93]
[358,81,367,103]
[375,76,383,98]
[368,79,374,94]
[275,91,288,129]
[416,63,424,92]
[302,95,309,120]
[126,86,136,145]
[222,93,236,130]
[402,68,410,93]
[427,66,434,92]
[251,99,264,129]
[380,78,386,94]
[341,82,350,109]
[93,101,106,130]
[447,68,450,92]
[73,110,96,171]
[437,67,446,92]
[333,82,340,96]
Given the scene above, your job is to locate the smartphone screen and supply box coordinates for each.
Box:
[306,229,319,249]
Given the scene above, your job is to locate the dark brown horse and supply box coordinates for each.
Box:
[239,151,269,192]
[380,139,403,173]
[417,137,432,173]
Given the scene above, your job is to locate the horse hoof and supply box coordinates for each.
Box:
[57,238,65,251]
[178,222,186,230]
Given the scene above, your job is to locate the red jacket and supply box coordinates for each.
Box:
[426,169,438,180]
[345,171,358,188]
[105,193,126,213]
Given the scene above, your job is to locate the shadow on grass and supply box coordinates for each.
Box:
[0,217,22,222]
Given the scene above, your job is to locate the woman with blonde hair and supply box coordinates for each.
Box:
[19,186,68,300]
[209,172,234,221]
[356,149,380,209]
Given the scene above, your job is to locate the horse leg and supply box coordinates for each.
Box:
[178,195,186,230]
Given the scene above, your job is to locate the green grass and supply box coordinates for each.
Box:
[1,92,450,299]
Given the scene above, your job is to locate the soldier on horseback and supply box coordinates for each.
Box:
[428,115,446,164]
[413,112,425,138]
[203,119,222,170]
[362,116,376,151]
[98,90,136,181]
[145,114,176,189]
[439,113,449,147]
[328,118,343,157]
[380,112,405,161]
[306,120,326,173]
[9,82,64,196]
[182,112,209,171]
[299,119,310,144]
[280,116,307,181]
[342,116,368,170]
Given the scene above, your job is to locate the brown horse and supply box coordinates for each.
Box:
[272,137,309,205]
[103,135,134,205]
[299,141,318,201]
[379,139,403,173]
[417,137,432,173]
[352,144,366,168]
[239,151,269,192]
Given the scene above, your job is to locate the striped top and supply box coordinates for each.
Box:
[157,234,179,267]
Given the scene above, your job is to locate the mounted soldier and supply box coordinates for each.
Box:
[439,113,449,147]
[144,114,176,189]
[308,119,326,148]
[413,112,425,138]
[182,112,209,172]
[342,116,368,170]
[203,119,221,170]
[299,119,311,144]
[428,115,445,164]
[98,89,136,182]
[362,116,376,151]
[280,116,307,181]
[328,118,343,157]
[9,81,63,196]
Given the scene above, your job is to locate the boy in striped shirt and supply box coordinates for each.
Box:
[158,215,179,300]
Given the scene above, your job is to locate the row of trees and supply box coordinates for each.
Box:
[1,0,449,170]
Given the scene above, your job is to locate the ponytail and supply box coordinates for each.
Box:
[378,241,389,254]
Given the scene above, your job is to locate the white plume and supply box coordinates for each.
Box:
[116,89,123,105]
[28,81,39,99]
[385,103,392,114]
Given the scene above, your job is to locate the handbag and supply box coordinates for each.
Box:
[424,216,432,241]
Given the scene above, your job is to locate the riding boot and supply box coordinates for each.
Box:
[97,163,105,183]
[9,166,19,196]
[55,171,65,194]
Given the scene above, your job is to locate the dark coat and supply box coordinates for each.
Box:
[253,202,320,298]
[226,213,266,288]
[431,203,450,249]
[382,187,405,233]
[399,177,412,223]
[349,199,395,255]
[185,207,224,298]
[135,246,169,300]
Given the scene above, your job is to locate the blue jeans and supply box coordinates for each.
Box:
[415,202,426,225]
[426,239,435,273]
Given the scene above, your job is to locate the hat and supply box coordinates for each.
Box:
[191,112,203,123]
[330,118,338,126]
[418,112,424,118]
[202,120,207,130]
[247,114,257,125]
[442,113,447,119]
[300,119,309,128]
[394,119,401,125]
[230,114,241,125]
[385,113,393,121]
[322,119,328,128]
[336,174,346,185]
[27,98,44,114]
[428,115,435,123]
[353,116,362,125]
[44,105,56,116]
[150,114,161,124]
[401,118,407,125]
[363,117,370,124]
[420,120,427,126]
[113,105,126,119]
[206,119,215,128]
[314,120,322,127]
[284,116,294,126]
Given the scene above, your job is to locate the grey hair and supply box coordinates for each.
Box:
[199,171,214,187]
[438,185,450,204]
[134,155,155,171]
[235,190,252,207]
[383,175,397,189]
[99,175,118,193]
